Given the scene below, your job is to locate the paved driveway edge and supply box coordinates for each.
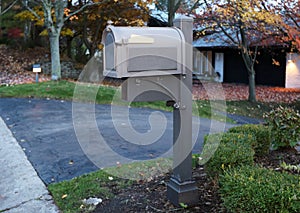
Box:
[0,116,59,212]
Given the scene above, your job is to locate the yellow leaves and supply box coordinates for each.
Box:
[61,194,68,199]
[88,14,99,21]
[61,28,74,37]
[221,164,225,170]
[98,44,104,50]
[39,28,74,37]
[35,19,45,27]
[15,10,35,21]
[39,29,48,36]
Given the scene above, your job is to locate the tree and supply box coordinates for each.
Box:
[269,0,300,51]
[18,0,90,79]
[153,0,201,26]
[18,0,151,80]
[72,0,150,59]
[0,0,18,32]
[153,0,182,26]
[193,0,281,102]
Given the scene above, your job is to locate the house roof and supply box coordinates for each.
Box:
[193,29,238,48]
[193,29,289,49]
[193,32,234,48]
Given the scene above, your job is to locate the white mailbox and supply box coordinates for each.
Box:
[102,25,186,78]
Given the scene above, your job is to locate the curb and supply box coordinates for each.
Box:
[0,117,59,212]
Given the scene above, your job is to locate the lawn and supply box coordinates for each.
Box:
[0,80,287,121]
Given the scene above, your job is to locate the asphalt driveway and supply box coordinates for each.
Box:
[0,98,258,185]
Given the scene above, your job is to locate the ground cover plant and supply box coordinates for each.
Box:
[228,124,271,156]
[264,106,300,149]
[220,165,300,212]
[200,133,255,177]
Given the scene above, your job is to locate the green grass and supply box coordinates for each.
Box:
[1,80,298,120]
[48,158,171,213]
[225,101,278,119]
[0,80,76,99]
[0,81,225,120]
[104,158,172,181]
[48,156,202,212]
[48,169,131,213]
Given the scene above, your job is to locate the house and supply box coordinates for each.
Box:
[148,11,300,88]
[193,33,300,88]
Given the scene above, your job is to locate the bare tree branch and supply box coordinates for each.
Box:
[64,1,110,22]
[22,0,41,19]
[1,0,18,16]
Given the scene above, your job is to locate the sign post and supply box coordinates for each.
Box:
[32,64,41,83]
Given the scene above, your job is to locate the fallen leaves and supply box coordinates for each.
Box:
[0,45,50,86]
[1,45,299,103]
[193,83,300,103]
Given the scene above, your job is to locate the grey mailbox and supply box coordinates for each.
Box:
[102,25,186,78]
[101,17,198,207]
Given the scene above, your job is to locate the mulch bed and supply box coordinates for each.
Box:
[94,148,299,213]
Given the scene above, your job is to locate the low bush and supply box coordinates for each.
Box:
[264,106,300,149]
[228,124,271,156]
[201,133,255,177]
[219,165,300,213]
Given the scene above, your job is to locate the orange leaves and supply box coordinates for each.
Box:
[64,8,78,21]
[272,58,280,66]
[215,0,279,27]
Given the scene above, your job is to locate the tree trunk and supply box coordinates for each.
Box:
[248,69,256,102]
[49,34,61,80]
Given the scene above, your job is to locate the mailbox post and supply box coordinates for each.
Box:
[101,16,198,207]
[166,16,198,206]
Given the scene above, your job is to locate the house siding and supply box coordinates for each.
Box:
[223,49,248,84]
[255,49,286,87]
[195,47,286,87]
[286,53,300,88]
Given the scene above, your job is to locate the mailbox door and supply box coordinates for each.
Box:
[104,32,116,77]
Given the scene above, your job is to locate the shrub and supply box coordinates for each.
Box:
[264,106,300,149]
[201,133,255,177]
[228,124,271,156]
[219,165,300,213]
